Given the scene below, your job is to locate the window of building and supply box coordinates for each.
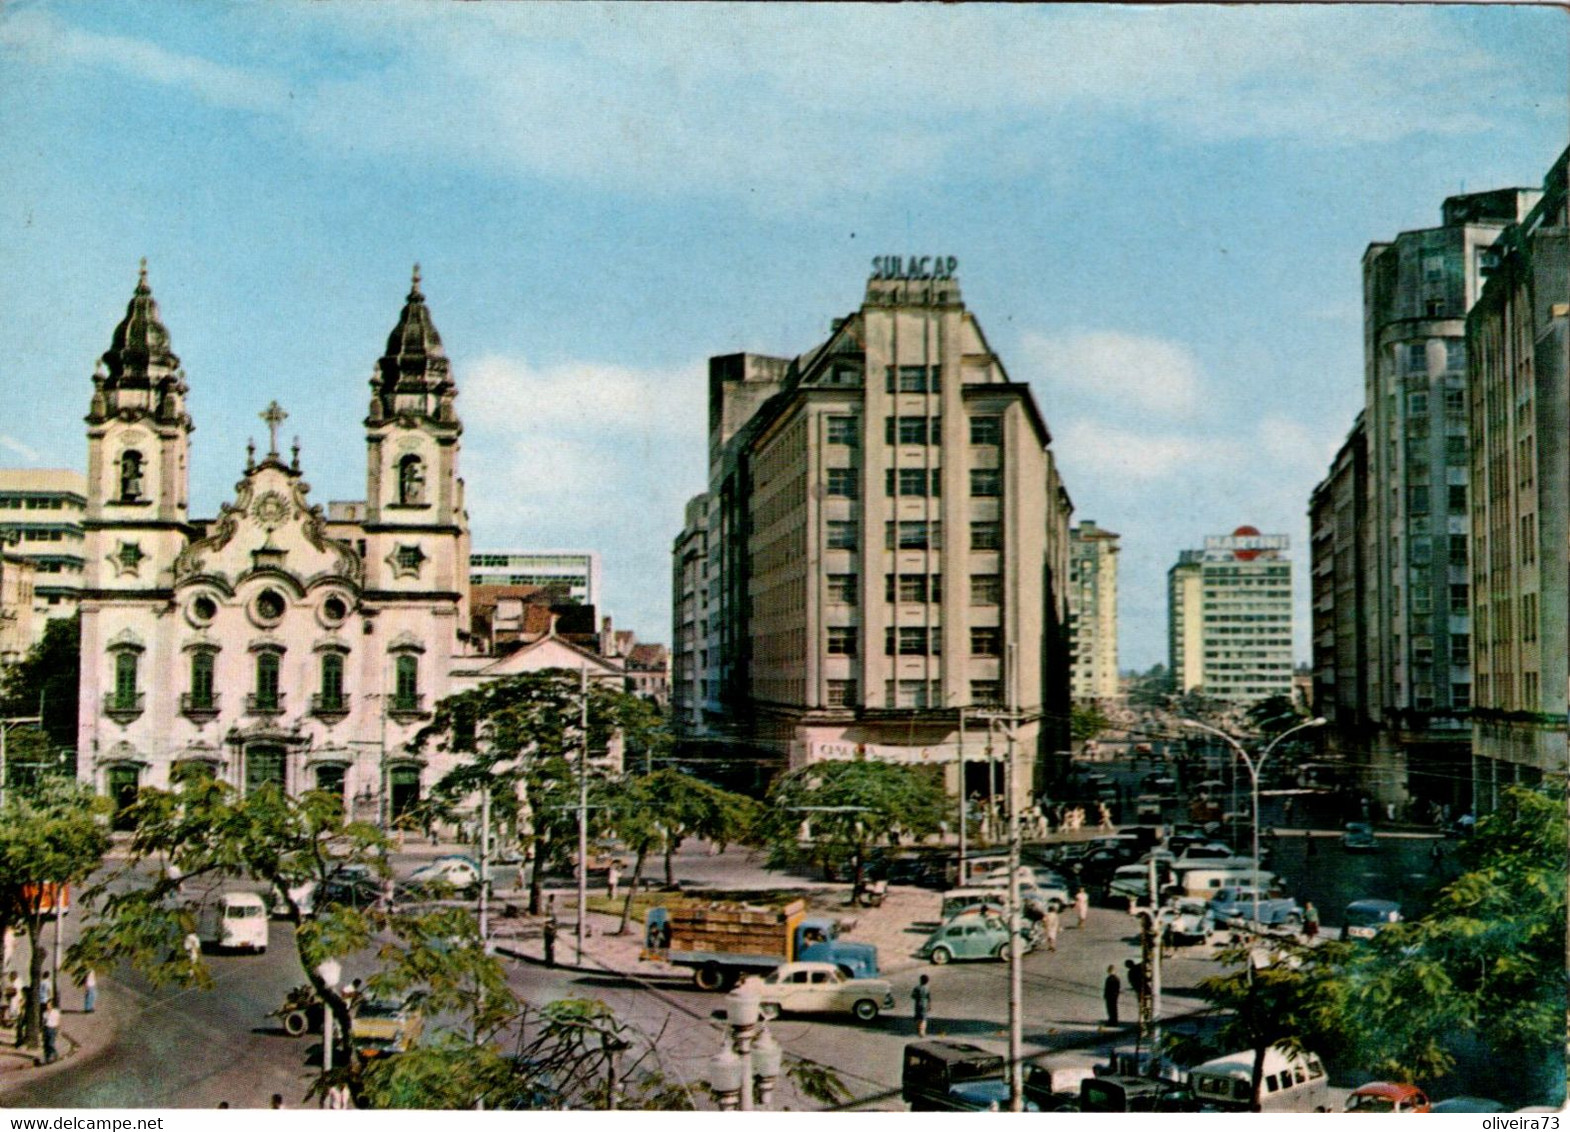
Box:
[826,521,858,550]
[189,651,216,710]
[1405,342,1428,374]
[397,454,426,506]
[885,467,939,497]
[970,521,1001,551]
[113,650,140,711]
[885,679,936,709]
[118,451,144,502]
[825,679,857,707]
[1408,392,1429,415]
[970,574,1002,605]
[969,416,1002,445]
[886,626,935,655]
[1444,388,1466,415]
[826,467,859,498]
[886,416,938,445]
[1408,486,1429,514]
[1444,339,1466,372]
[1447,484,1467,512]
[396,545,425,572]
[827,626,858,655]
[886,365,940,393]
[1448,535,1467,566]
[1450,583,1470,615]
[1445,436,1468,464]
[886,521,938,550]
[1450,634,1470,666]
[970,627,1002,656]
[826,416,859,446]
[826,574,857,604]
[970,680,1002,705]
[253,651,282,712]
[969,468,1001,498]
[394,654,420,712]
[1451,683,1471,709]
[319,652,345,711]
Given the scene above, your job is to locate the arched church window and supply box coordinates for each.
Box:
[397,455,426,506]
[319,652,345,711]
[252,651,282,713]
[189,651,215,711]
[119,451,145,502]
[393,654,420,713]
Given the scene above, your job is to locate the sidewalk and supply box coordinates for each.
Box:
[0,979,126,1095]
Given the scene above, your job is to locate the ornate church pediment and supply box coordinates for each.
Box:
[174,406,363,589]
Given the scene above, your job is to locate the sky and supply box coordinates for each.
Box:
[0,2,1565,669]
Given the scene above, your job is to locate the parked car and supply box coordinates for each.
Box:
[753,962,894,1022]
[1342,821,1378,852]
[404,854,482,897]
[1162,897,1219,945]
[1209,886,1302,929]
[1105,863,1172,904]
[267,880,317,919]
[1078,1075,1199,1113]
[916,913,1033,964]
[1190,1045,1330,1112]
[1342,899,1403,941]
[196,891,269,953]
[976,876,1060,913]
[1345,1082,1430,1113]
[351,996,424,1058]
[979,866,1070,909]
[902,1040,1004,1111]
[318,864,385,910]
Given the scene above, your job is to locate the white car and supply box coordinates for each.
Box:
[754,962,895,1023]
[978,875,1068,912]
[405,856,481,894]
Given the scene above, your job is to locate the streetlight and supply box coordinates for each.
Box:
[317,958,342,1078]
[705,978,780,1110]
[1179,716,1326,928]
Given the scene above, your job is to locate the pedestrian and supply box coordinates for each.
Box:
[1102,965,1121,1027]
[325,1083,352,1109]
[1043,906,1060,952]
[606,861,621,902]
[271,1094,286,1110]
[81,969,97,1014]
[41,1000,60,1064]
[911,974,932,1037]
[1097,803,1113,831]
[184,931,202,967]
[1073,887,1089,929]
[1124,958,1148,999]
[1303,901,1320,941]
[36,970,52,1013]
[543,915,558,968]
[2,971,19,1027]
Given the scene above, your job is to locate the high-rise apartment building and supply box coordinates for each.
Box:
[1167,527,1294,704]
[670,494,709,734]
[1466,149,1568,807]
[679,263,1074,808]
[1348,186,1539,809]
[1068,520,1120,702]
[0,468,88,633]
[1309,415,1369,736]
[468,550,600,607]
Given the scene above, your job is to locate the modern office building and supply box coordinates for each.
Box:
[0,468,88,633]
[1309,415,1370,738]
[468,550,600,607]
[1167,527,1294,704]
[679,263,1074,808]
[1465,148,1568,807]
[77,265,473,827]
[670,493,709,733]
[1067,520,1120,702]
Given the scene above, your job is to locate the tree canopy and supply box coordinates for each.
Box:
[754,759,948,891]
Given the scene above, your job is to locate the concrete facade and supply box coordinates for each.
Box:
[1309,415,1370,741]
[679,266,1074,809]
[1466,149,1569,807]
[76,265,471,828]
[1068,520,1120,702]
[0,469,87,633]
[0,550,36,663]
[468,550,600,607]
[1167,529,1294,704]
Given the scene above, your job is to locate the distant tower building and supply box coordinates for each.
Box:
[1357,185,1540,810]
[670,493,709,734]
[0,469,88,633]
[681,261,1074,808]
[1465,148,1568,807]
[1068,521,1120,702]
[1167,527,1294,704]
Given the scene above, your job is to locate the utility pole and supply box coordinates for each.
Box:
[1005,642,1022,1112]
[577,664,589,964]
[479,785,491,944]
[956,706,967,878]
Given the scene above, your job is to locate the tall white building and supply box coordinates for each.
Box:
[77,265,472,827]
[468,550,600,607]
[1068,520,1120,702]
[1168,527,1294,704]
[0,468,88,632]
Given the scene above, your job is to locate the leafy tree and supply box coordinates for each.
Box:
[754,759,948,894]
[1245,694,1304,737]
[413,670,660,914]
[605,768,760,933]
[0,779,111,1047]
[1070,702,1111,745]
[0,615,80,762]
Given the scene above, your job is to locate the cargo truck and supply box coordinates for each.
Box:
[642,898,877,990]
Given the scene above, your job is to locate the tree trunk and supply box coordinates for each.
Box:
[528,828,554,916]
[663,835,681,887]
[21,915,45,1050]
[616,848,647,936]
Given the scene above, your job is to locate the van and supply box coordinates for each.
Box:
[1166,865,1275,900]
[198,891,269,953]
[1188,1045,1329,1112]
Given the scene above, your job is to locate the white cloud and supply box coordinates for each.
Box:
[464,354,704,439]
[1054,419,1209,482]
[0,435,41,463]
[1024,330,1205,418]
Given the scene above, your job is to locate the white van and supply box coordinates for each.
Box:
[198,891,269,953]
[1188,1045,1329,1112]
[1167,865,1276,899]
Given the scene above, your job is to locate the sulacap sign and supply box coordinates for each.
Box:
[1205,525,1289,561]
[871,255,958,281]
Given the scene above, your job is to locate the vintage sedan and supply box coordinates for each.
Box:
[351,996,424,1058]
[916,913,1035,964]
[1342,822,1379,852]
[754,962,895,1022]
[1345,1081,1430,1113]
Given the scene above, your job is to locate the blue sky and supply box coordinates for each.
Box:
[1,2,1565,669]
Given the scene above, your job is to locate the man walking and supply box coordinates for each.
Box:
[41,1000,60,1065]
[1102,965,1121,1027]
[1073,887,1090,929]
[80,969,97,1014]
[1043,906,1061,952]
[607,861,621,902]
[911,974,932,1037]
[543,915,559,968]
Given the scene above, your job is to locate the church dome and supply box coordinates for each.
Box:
[379,264,447,381]
[102,261,180,383]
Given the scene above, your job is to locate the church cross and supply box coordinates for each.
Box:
[260,401,287,456]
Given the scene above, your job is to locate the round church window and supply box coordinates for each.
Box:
[186,593,218,627]
[254,589,286,624]
[322,595,348,624]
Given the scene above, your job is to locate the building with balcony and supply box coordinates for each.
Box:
[0,468,87,634]
[1067,520,1120,703]
[677,264,1074,808]
[1167,527,1294,705]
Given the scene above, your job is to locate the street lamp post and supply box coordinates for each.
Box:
[1179,716,1326,927]
[706,979,781,1111]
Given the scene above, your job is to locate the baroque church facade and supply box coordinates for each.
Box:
[77,265,471,827]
